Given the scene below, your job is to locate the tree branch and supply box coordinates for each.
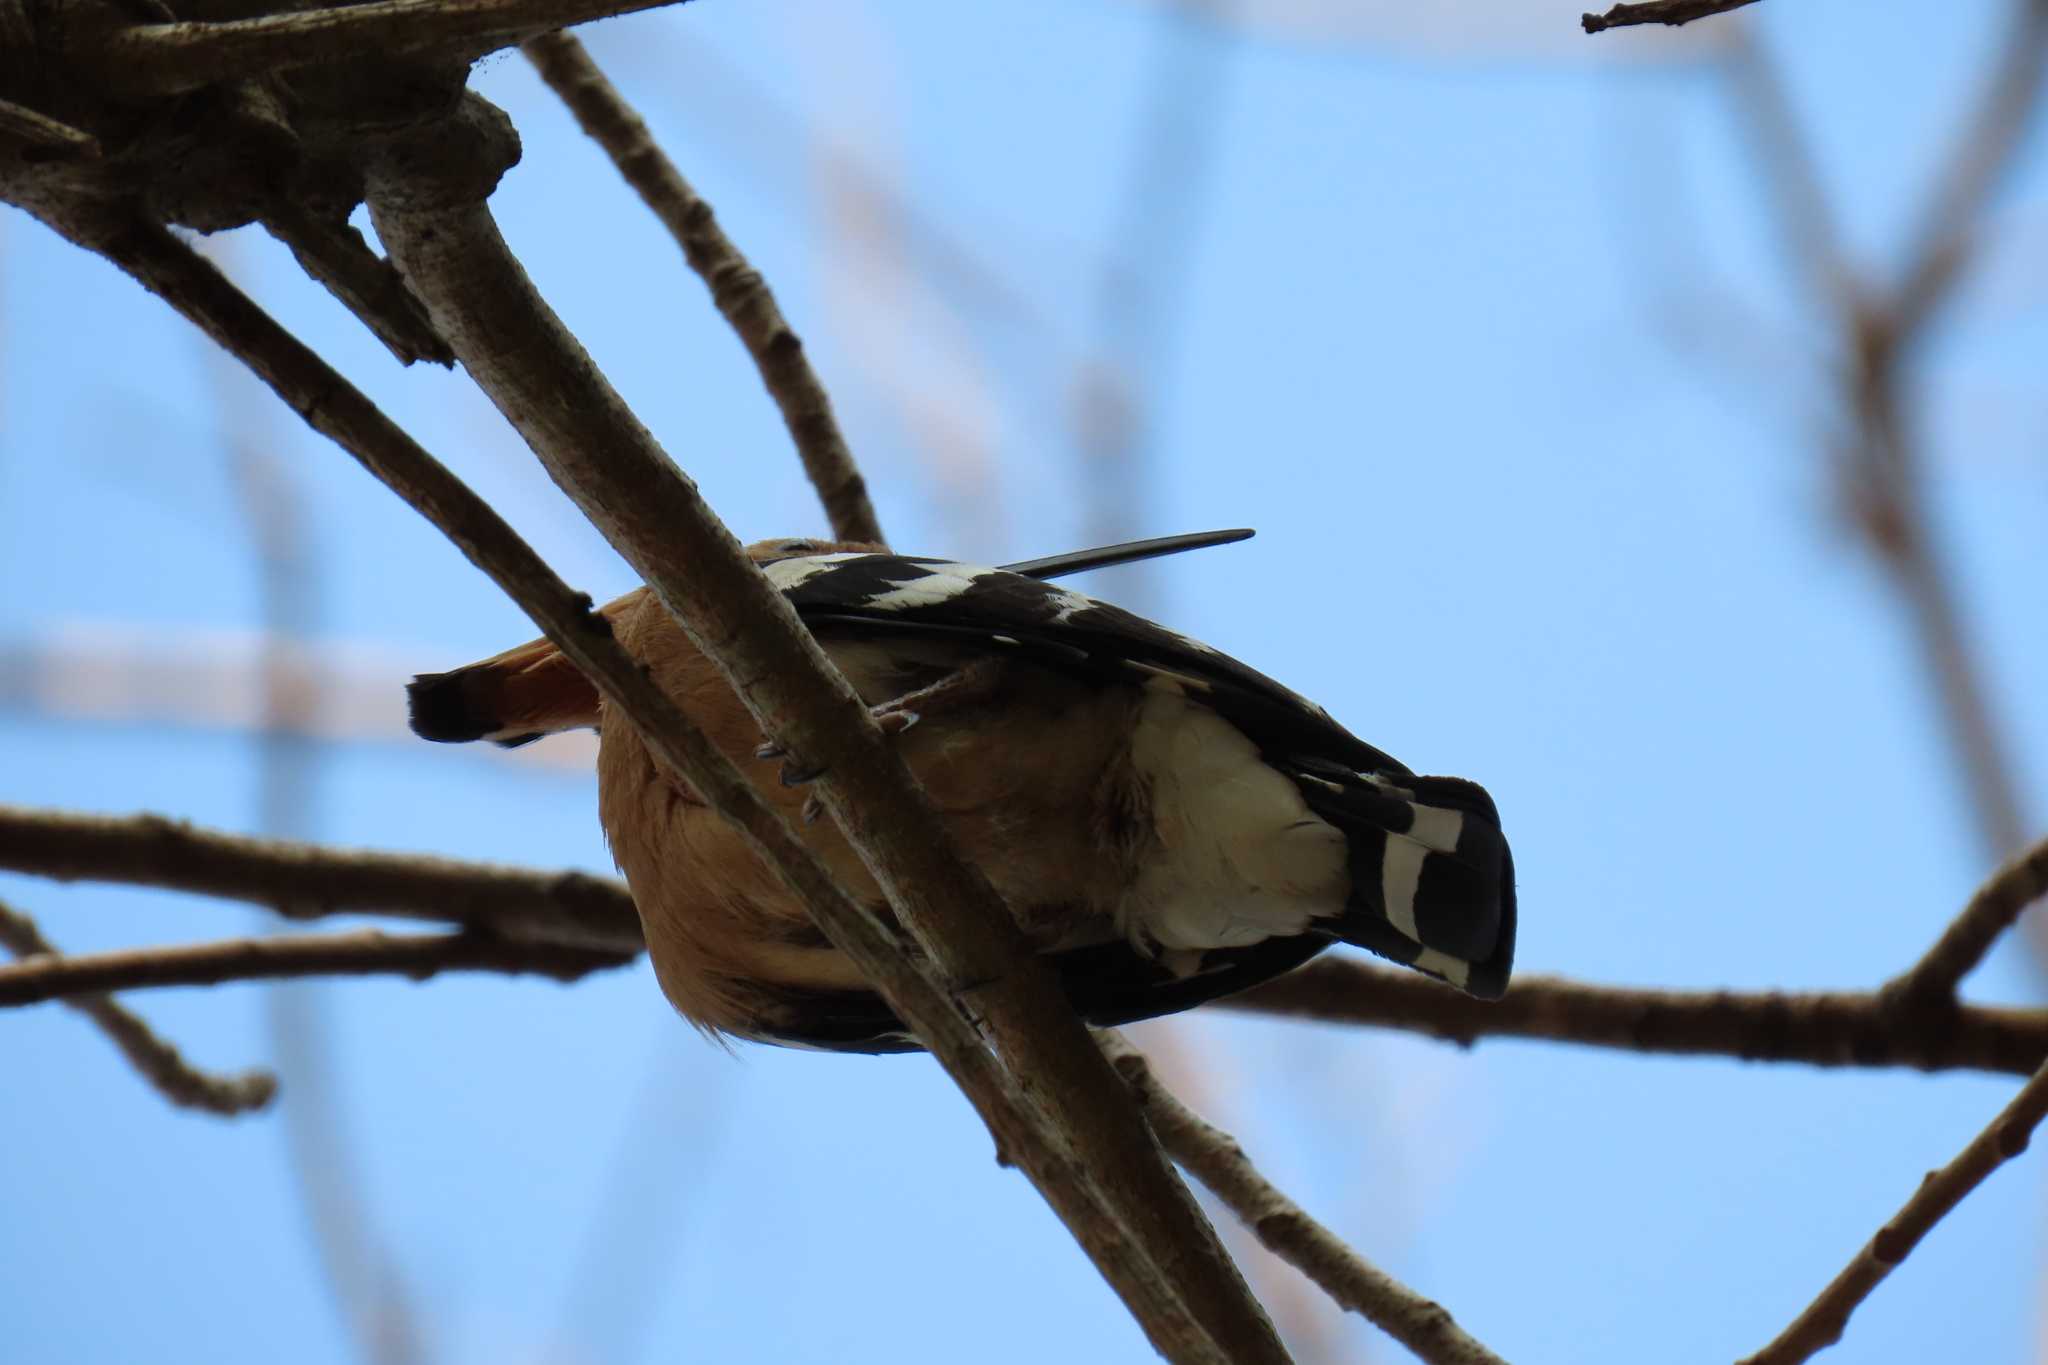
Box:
[0,96,101,158]
[1885,834,2048,1007]
[522,31,884,545]
[0,926,633,1004]
[1103,1033,1508,1365]
[261,203,454,368]
[363,134,1288,1364]
[1228,960,2048,1077]
[0,899,276,1115]
[0,802,644,952]
[1739,1054,2048,1365]
[1582,0,1760,34]
[13,805,2048,1077]
[31,196,1255,1364]
[75,0,698,98]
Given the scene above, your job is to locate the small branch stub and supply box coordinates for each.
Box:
[1582,0,1760,33]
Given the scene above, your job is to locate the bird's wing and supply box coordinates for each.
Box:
[767,551,1515,1006]
[765,552,1412,778]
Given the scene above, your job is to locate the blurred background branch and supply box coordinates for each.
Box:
[1726,9,2045,942]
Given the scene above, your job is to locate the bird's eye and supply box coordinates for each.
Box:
[781,540,821,555]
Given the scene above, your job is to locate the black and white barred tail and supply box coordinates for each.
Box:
[1287,766,1513,999]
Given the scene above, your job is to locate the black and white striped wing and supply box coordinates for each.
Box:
[770,554,1410,770]
[763,553,1517,1004]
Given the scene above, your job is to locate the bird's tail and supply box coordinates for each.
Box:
[408,631,602,748]
[1290,767,1516,998]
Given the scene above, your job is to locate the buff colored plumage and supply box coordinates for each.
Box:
[409,535,1515,1051]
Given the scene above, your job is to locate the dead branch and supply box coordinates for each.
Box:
[74,0,697,98]
[1104,1033,1508,1365]
[0,803,644,951]
[27,201,1254,1365]
[522,31,884,545]
[0,926,633,1004]
[1229,961,2048,1078]
[0,899,276,1115]
[362,137,1287,1362]
[1582,0,1759,33]
[1739,1054,2048,1365]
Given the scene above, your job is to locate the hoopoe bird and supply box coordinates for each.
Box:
[408,531,1514,1052]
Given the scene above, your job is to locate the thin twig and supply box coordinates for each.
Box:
[78,0,697,98]
[0,97,101,157]
[0,899,276,1115]
[34,199,1245,1365]
[364,144,1287,1364]
[261,204,453,367]
[0,927,633,1004]
[1886,834,2048,1007]
[1582,0,1760,33]
[0,803,644,951]
[1229,960,2048,1078]
[1103,1034,1508,1365]
[522,31,884,545]
[1739,1054,2048,1365]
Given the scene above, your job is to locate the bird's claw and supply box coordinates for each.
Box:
[759,706,916,789]
[756,738,826,785]
[873,707,921,738]
[778,759,828,787]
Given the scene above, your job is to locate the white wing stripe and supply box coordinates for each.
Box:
[1412,947,1471,989]
[1405,804,1464,854]
[859,568,985,612]
[1381,836,1426,942]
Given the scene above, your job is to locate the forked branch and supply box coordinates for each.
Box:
[1104,1033,1509,1365]
[0,899,276,1115]
[523,31,883,544]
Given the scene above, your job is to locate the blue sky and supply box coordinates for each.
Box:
[4,0,2046,1361]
